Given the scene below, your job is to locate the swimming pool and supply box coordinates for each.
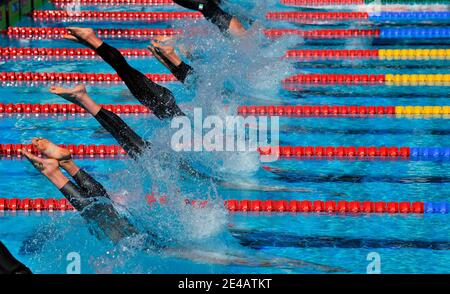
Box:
[0,0,449,274]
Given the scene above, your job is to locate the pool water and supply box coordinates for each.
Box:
[0,0,449,273]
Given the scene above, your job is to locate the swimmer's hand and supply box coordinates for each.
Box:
[148,36,182,69]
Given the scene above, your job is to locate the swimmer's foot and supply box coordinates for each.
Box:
[32,138,72,164]
[49,85,87,108]
[50,85,101,115]
[64,27,103,50]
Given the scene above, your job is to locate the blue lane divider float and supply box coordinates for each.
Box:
[410,147,450,160]
[380,28,450,38]
[425,202,450,214]
[370,12,450,21]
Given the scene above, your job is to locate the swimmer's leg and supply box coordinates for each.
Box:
[49,85,149,160]
[172,0,246,36]
[31,138,108,198]
[0,241,32,274]
[64,27,184,119]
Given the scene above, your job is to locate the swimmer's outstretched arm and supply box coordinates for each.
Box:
[63,27,184,119]
[0,241,32,274]
[173,0,247,36]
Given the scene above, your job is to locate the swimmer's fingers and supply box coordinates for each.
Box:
[152,35,173,44]
[49,85,66,94]
[63,34,80,42]
[147,46,170,69]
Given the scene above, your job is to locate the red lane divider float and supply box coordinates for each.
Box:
[50,0,175,5]
[0,143,127,158]
[282,74,385,86]
[0,103,151,114]
[0,72,175,83]
[0,47,151,58]
[267,12,369,22]
[281,0,365,6]
[6,27,179,39]
[238,105,396,116]
[264,29,380,39]
[0,197,425,214]
[258,146,411,158]
[285,49,378,60]
[33,10,203,22]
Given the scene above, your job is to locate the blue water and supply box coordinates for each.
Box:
[0,1,449,273]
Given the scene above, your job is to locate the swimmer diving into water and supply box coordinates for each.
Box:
[18,139,344,273]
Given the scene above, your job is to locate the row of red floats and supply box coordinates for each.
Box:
[0,197,425,213]
[6,27,380,40]
[0,144,411,158]
[0,198,74,211]
[264,29,380,39]
[0,48,379,60]
[226,200,424,214]
[283,74,386,85]
[238,105,395,116]
[285,49,379,59]
[258,146,411,158]
[0,72,175,83]
[33,10,203,21]
[0,103,151,114]
[264,29,380,38]
[0,144,126,157]
[50,0,174,4]
[281,0,365,5]
[0,47,151,57]
[266,12,369,21]
[7,27,179,38]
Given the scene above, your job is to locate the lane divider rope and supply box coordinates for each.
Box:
[1,144,449,160]
[1,197,447,214]
[238,105,450,116]
[280,0,450,6]
[267,11,450,22]
[0,71,175,83]
[8,27,450,40]
[50,0,174,5]
[2,47,449,60]
[2,72,448,86]
[0,103,151,114]
[282,74,450,86]
[1,104,449,117]
[0,47,152,58]
[32,10,203,21]
[264,28,450,39]
[6,27,180,39]
[285,48,450,60]
[34,11,450,23]
[258,146,450,159]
